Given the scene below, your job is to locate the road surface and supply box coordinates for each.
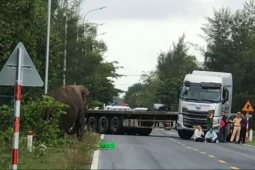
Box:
[94,128,255,169]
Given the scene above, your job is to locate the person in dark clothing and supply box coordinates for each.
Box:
[207,110,214,131]
[239,114,248,144]
[218,114,229,142]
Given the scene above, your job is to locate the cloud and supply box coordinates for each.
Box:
[81,0,247,92]
[81,0,218,21]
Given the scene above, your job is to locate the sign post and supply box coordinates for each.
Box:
[241,100,254,142]
[0,42,43,170]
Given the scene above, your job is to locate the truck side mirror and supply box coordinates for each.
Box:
[222,88,229,104]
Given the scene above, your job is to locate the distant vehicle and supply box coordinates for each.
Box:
[133,107,149,111]
[153,103,171,111]
[109,106,132,111]
[104,105,112,110]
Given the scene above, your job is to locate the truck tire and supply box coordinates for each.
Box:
[178,130,193,139]
[98,116,110,134]
[138,128,152,136]
[110,116,122,134]
[87,116,98,132]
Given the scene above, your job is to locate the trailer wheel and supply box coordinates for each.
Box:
[87,116,98,132]
[110,116,122,134]
[98,116,110,134]
[138,128,152,136]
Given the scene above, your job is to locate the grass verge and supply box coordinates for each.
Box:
[247,139,255,146]
[0,131,101,169]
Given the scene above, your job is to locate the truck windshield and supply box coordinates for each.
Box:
[180,84,221,103]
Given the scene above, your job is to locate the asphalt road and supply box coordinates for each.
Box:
[96,128,255,169]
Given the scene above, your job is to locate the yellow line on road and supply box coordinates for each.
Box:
[218,160,226,163]
[230,166,239,170]
[208,155,215,158]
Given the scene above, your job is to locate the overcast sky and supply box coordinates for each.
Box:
[80,0,246,95]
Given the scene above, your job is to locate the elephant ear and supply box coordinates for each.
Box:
[79,85,89,107]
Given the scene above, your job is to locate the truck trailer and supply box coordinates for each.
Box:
[85,108,178,136]
[176,70,232,139]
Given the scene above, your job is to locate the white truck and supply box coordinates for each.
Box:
[177,70,232,139]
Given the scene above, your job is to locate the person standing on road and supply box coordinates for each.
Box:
[194,125,205,142]
[218,114,229,142]
[238,113,248,144]
[207,110,214,131]
[230,112,242,143]
[205,129,219,143]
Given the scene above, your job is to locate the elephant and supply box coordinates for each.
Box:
[46,85,89,141]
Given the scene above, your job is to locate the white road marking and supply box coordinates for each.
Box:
[230,166,240,170]
[208,155,215,158]
[91,134,104,170]
[218,160,226,163]
[91,150,99,170]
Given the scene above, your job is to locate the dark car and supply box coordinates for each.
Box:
[153,103,171,129]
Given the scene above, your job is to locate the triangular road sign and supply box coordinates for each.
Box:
[0,42,44,87]
[241,100,254,112]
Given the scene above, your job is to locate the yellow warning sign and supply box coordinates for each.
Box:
[241,100,254,112]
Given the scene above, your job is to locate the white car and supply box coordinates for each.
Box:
[133,107,149,111]
[109,106,132,111]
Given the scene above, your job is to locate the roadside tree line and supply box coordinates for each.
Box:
[124,0,255,123]
[0,0,122,107]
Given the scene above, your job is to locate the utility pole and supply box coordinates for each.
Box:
[44,0,51,94]
[75,3,80,85]
[63,0,67,86]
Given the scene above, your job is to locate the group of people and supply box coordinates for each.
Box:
[193,110,248,144]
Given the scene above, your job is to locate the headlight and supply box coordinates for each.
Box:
[178,115,183,122]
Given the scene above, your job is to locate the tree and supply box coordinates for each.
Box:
[0,0,123,106]
[155,35,198,109]
[202,0,255,112]
[124,35,198,109]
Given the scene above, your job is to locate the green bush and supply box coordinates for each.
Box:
[0,104,13,131]
[20,95,68,146]
[0,95,69,147]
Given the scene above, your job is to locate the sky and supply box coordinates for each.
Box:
[79,0,246,95]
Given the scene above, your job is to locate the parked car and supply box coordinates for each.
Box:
[109,106,132,111]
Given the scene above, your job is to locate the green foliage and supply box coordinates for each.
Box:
[0,104,13,131]
[0,95,67,146]
[0,0,122,106]
[124,83,145,108]
[21,95,68,146]
[125,35,198,109]
[202,0,255,112]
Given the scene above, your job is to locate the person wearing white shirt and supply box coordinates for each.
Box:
[194,125,205,142]
[205,129,219,143]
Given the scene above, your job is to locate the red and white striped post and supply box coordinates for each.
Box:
[246,112,249,142]
[27,130,33,152]
[11,48,23,170]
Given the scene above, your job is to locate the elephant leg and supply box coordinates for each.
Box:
[76,111,85,141]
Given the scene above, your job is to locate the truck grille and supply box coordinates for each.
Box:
[182,108,208,129]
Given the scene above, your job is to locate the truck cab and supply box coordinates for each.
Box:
[177,70,232,139]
